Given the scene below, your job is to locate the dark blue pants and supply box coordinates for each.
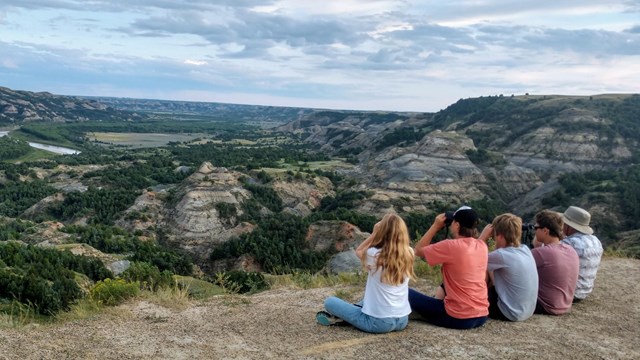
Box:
[408,288,487,329]
[488,286,510,321]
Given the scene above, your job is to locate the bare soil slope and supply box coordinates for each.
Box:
[1,258,639,360]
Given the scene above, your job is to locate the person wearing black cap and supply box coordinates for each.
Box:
[560,206,603,302]
[408,206,489,329]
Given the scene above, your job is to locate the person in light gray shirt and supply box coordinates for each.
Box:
[561,206,603,302]
[479,213,538,321]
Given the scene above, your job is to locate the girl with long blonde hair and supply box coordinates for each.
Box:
[316,213,415,333]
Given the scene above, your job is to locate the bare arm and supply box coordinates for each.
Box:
[478,224,493,244]
[355,222,379,261]
[414,213,446,258]
[487,270,495,285]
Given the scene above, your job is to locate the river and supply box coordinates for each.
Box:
[0,131,80,155]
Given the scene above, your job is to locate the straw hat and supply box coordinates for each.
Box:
[561,206,593,235]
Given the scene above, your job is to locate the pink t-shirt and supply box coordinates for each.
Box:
[532,243,579,315]
[423,238,489,319]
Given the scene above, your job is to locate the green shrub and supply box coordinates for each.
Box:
[121,262,174,291]
[90,279,139,306]
[215,202,237,222]
[0,242,110,315]
[214,271,269,294]
[413,260,442,285]
[241,182,283,213]
[173,275,225,300]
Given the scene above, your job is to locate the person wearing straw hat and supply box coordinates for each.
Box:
[560,206,603,302]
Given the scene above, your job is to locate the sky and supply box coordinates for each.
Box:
[0,1,639,112]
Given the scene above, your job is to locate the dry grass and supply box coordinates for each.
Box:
[138,287,193,310]
[55,298,116,323]
[263,260,441,293]
[0,302,43,328]
[8,282,213,328]
[265,271,367,290]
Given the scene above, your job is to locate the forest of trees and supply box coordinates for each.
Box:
[542,164,640,250]
[375,127,428,151]
[0,241,111,314]
[0,136,32,160]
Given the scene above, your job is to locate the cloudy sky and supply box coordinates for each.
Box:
[1,1,639,112]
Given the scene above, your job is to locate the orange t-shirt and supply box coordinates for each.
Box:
[423,237,489,319]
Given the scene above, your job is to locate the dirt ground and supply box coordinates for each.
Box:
[1,257,639,360]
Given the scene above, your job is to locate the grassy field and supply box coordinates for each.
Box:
[206,138,258,145]
[8,129,78,148]
[10,148,59,162]
[90,132,209,148]
[261,159,354,174]
[90,132,298,148]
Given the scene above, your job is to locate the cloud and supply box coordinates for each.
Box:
[474,24,640,56]
[1,0,639,111]
[0,0,270,12]
[183,59,207,66]
[126,8,367,52]
[624,0,640,12]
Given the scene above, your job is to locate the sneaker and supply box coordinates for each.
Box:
[316,311,343,326]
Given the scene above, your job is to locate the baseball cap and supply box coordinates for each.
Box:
[453,205,479,228]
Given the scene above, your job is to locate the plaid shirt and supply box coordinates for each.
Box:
[562,232,603,299]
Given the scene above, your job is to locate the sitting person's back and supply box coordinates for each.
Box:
[409,206,488,329]
[531,210,579,315]
[479,213,538,321]
[429,236,488,319]
[560,206,603,302]
[316,213,415,333]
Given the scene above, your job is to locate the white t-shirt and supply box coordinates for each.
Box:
[361,247,411,318]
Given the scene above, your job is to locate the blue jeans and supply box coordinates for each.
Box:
[408,288,487,329]
[324,296,408,334]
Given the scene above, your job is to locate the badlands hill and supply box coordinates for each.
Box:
[0,86,145,124]
[0,86,311,125]
[282,94,639,213]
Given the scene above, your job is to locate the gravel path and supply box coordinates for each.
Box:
[1,257,638,360]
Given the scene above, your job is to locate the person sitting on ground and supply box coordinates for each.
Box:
[408,206,488,329]
[316,213,415,333]
[560,206,603,303]
[478,213,538,321]
[531,210,579,315]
